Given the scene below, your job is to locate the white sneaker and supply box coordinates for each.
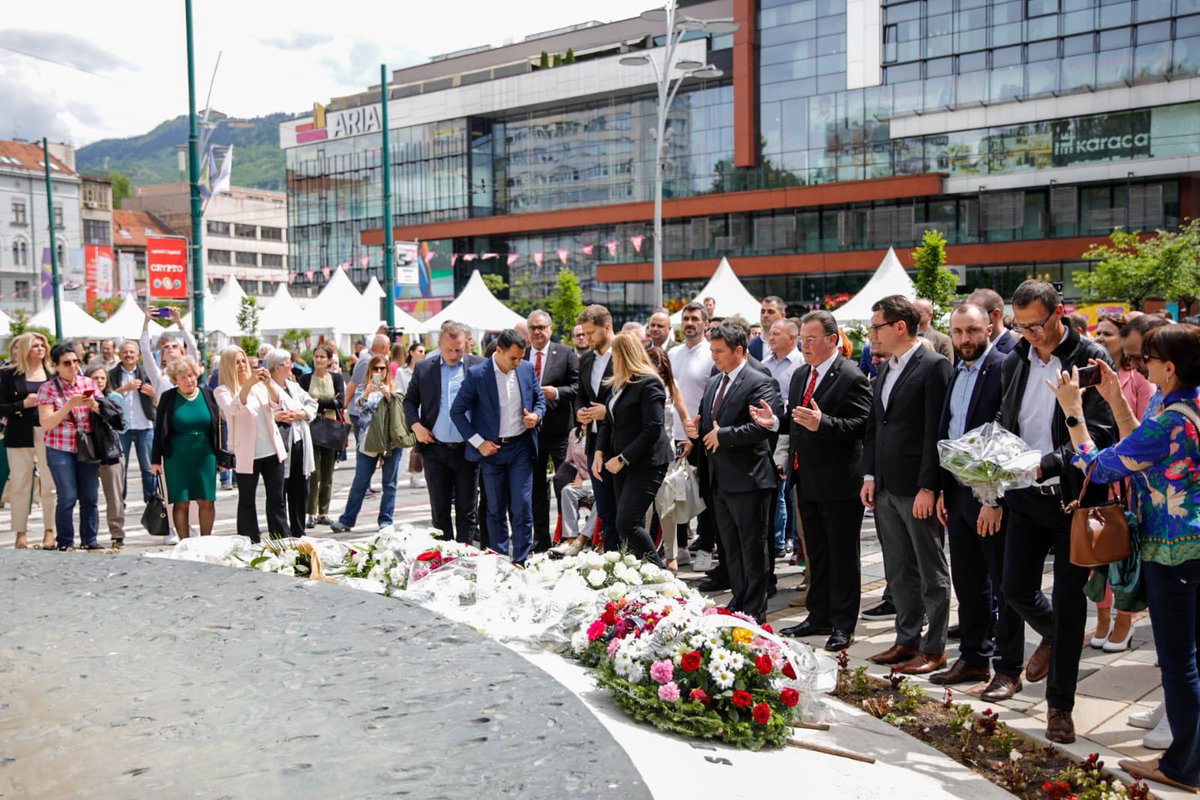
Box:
[692,551,713,572]
[378,524,396,537]
[549,537,586,558]
[1144,710,1173,750]
[1130,702,1166,730]
[165,532,180,545]
[409,475,425,488]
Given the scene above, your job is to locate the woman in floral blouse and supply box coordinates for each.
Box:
[1048,323,1200,793]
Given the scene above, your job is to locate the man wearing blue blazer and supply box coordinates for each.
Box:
[451,328,547,565]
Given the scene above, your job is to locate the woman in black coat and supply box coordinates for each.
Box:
[0,333,56,548]
[593,331,672,567]
[298,344,345,527]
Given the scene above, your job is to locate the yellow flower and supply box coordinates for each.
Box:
[731,627,753,645]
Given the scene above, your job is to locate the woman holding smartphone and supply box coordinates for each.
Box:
[331,354,404,534]
[38,344,102,550]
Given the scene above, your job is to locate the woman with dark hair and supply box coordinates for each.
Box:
[299,343,344,527]
[87,365,126,548]
[646,345,691,572]
[331,353,404,534]
[0,332,56,548]
[37,343,102,550]
[151,356,220,538]
[1048,324,1200,793]
[397,340,426,488]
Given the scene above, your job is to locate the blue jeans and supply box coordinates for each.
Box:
[119,428,154,501]
[478,435,534,564]
[338,448,402,528]
[772,478,789,552]
[45,446,99,548]
[1144,559,1200,786]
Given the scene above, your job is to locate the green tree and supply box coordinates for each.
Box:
[279,328,310,354]
[236,296,260,355]
[109,171,132,209]
[7,309,56,345]
[480,273,508,296]
[912,228,958,318]
[1075,225,1200,310]
[548,268,584,339]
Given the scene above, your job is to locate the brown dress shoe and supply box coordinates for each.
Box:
[867,644,920,666]
[979,673,1023,702]
[1046,708,1075,743]
[895,652,947,675]
[929,658,989,686]
[1025,639,1052,683]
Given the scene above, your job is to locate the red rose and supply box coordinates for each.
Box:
[601,603,618,626]
[761,623,773,634]
[755,654,773,675]
[689,688,710,705]
[417,551,438,562]
[782,662,797,680]
[731,690,752,708]
[780,688,799,708]
[680,650,702,673]
[752,702,771,725]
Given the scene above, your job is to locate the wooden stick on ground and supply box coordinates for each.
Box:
[788,721,831,731]
[786,739,877,765]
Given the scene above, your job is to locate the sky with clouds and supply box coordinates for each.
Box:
[0,0,655,147]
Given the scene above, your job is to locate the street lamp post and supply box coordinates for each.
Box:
[184,0,205,365]
[621,1,737,310]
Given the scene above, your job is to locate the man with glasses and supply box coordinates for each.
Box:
[140,307,199,396]
[998,280,1114,744]
[524,309,579,553]
[571,325,590,358]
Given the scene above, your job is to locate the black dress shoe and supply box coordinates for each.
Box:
[860,600,897,620]
[698,578,730,592]
[824,631,853,651]
[780,619,832,638]
[947,624,961,640]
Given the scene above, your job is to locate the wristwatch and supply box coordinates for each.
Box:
[617,454,629,467]
[1065,414,1083,428]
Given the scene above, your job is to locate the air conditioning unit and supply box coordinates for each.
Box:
[84,201,97,209]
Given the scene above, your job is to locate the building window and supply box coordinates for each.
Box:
[11,239,26,266]
[11,201,26,226]
[83,219,111,246]
[207,220,230,236]
[234,251,257,266]
[82,183,110,210]
[260,226,283,241]
[14,280,28,299]
[208,249,232,265]
[261,253,284,267]
[234,223,257,239]
[56,242,64,263]
[53,205,64,229]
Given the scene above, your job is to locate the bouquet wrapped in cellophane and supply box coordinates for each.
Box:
[937,422,1043,505]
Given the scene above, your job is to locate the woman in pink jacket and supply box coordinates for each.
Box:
[213,346,287,542]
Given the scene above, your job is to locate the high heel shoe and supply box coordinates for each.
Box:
[1103,619,1135,652]
[41,532,55,549]
[14,532,27,549]
[1090,620,1114,649]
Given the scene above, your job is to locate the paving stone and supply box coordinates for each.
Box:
[1076,661,1168,703]
[1027,696,1127,736]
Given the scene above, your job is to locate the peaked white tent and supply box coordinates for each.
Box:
[304,266,379,336]
[669,257,762,325]
[421,269,524,333]
[0,308,12,337]
[182,290,245,337]
[362,275,385,302]
[259,284,308,334]
[214,276,247,308]
[99,294,147,340]
[832,248,917,324]
[29,299,107,339]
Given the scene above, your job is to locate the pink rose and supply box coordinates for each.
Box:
[586,619,606,641]
[657,682,681,703]
[649,659,674,685]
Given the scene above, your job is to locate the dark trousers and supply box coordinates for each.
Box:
[945,483,1024,677]
[1002,488,1088,710]
[236,455,286,543]
[589,453,619,551]
[284,443,308,539]
[797,496,864,634]
[531,430,568,552]
[478,434,534,564]
[612,462,667,566]
[713,482,774,621]
[306,445,337,516]
[1144,559,1200,786]
[423,442,479,544]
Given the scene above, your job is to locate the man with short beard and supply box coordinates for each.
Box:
[669,302,716,562]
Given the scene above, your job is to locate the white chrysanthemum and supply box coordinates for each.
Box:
[714,669,736,689]
[709,647,732,667]
[604,551,621,563]
[586,569,607,587]
[727,652,746,672]
[623,554,638,566]
[571,630,589,654]
[705,634,722,650]
[627,664,645,684]
[689,633,707,649]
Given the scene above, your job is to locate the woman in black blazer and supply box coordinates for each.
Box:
[0,333,56,548]
[298,344,345,526]
[594,331,671,567]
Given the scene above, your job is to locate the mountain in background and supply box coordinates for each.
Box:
[76,111,293,191]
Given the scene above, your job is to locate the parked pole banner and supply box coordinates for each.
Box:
[85,245,114,304]
[118,252,136,293]
[146,236,189,299]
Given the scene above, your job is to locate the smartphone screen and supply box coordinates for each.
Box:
[155,307,172,319]
[371,374,382,386]
[1077,364,1100,387]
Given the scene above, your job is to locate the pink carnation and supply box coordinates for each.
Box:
[649,659,675,685]
[606,639,621,659]
[586,619,606,641]
[657,682,681,702]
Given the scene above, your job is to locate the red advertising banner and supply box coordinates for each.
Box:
[146,237,188,299]
[84,244,114,306]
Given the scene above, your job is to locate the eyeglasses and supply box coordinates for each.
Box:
[799,335,834,345]
[372,366,387,372]
[59,358,78,366]
[1011,308,1056,335]
[869,321,897,333]
[529,324,551,331]
[1142,353,1162,363]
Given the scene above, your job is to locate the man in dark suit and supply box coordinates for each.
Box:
[524,309,580,552]
[690,320,783,623]
[929,302,1025,699]
[770,311,871,652]
[968,288,1019,355]
[915,298,954,362]
[567,304,618,553]
[403,321,485,544]
[451,328,546,565]
[861,295,953,675]
[747,296,786,361]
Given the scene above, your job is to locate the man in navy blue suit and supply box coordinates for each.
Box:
[451,328,547,565]
[968,288,1019,355]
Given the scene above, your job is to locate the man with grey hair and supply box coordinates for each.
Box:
[647,311,677,351]
[913,298,954,362]
[345,333,392,414]
[762,318,803,560]
[621,321,647,343]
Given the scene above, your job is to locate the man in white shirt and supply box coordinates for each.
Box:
[762,319,803,557]
[647,310,678,351]
[669,302,716,560]
[140,307,199,396]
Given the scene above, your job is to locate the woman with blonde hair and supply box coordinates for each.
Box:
[213,345,287,542]
[151,357,220,538]
[593,331,671,566]
[0,332,56,547]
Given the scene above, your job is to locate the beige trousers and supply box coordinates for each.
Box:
[99,462,126,542]
[7,428,57,535]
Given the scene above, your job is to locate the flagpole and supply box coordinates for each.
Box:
[380,64,395,329]
[185,0,206,365]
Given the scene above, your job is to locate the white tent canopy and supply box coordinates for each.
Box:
[214,276,247,308]
[29,299,107,339]
[421,269,524,333]
[362,276,385,301]
[182,290,245,337]
[832,247,917,324]
[99,294,147,340]
[380,302,430,334]
[259,284,308,334]
[669,257,762,325]
[303,266,380,336]
[0,308,12,337]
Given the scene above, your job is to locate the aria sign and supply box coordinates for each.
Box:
[1052,110,1151,166]
[296,101,384,143]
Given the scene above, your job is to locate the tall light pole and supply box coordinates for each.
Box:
[380,64,396,329]
[41,138,62,340]
[621,2,737,309]
[184,0,205,365]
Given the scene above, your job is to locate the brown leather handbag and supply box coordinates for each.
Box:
[1066,461,1131,568]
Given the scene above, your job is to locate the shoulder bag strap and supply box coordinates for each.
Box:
[1165,401,1200,433]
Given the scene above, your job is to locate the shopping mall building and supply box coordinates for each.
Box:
[281,0,1200,320]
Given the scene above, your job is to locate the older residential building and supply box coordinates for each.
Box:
[111,209,182,296]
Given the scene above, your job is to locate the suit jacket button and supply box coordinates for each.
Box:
[882,420,888,425]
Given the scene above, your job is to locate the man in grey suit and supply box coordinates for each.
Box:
[914,298,954,362]
[647,310,678,352]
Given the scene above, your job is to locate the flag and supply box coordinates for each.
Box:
[360,255,370,267]
[211,145,234,196]
[581,245,594,256]
[198,145,217,201]
[462,253,477,261]
[606,240,618,257]
[482,252,498,260]
[450,254,458,267]
[288,273,296,284]
[630,235,644,253]
[305,270,315,281]
[321,266,331,279]
[533,252,543,267]
[556,248,569,265]
[506,253,519,266]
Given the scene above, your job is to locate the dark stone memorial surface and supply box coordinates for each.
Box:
[0,552,650,798]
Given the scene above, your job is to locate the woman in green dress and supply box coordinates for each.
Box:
[151,356,220,538]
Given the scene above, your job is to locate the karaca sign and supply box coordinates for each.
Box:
[146,236,188,299]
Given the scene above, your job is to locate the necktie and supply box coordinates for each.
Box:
[801,367,819,408]
[534,350,543,382]
[710,373,730,420]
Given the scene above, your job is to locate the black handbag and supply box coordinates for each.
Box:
[310,414,351,451]
[141,474,171,536]
[216,448,236,470]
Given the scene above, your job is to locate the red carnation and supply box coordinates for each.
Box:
[680,650,702,673]
[779,688,799,708]
[761,623,773,634]
[689,688,710,705]
[731,690,752,708]
[601,604,618,626]
[416,551,438,562]
[755,654,773,675]
[752,702,771,725]
[782,662,797,680]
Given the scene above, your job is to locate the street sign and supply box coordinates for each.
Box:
[396,266,420,284]
[395,241,418,267]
